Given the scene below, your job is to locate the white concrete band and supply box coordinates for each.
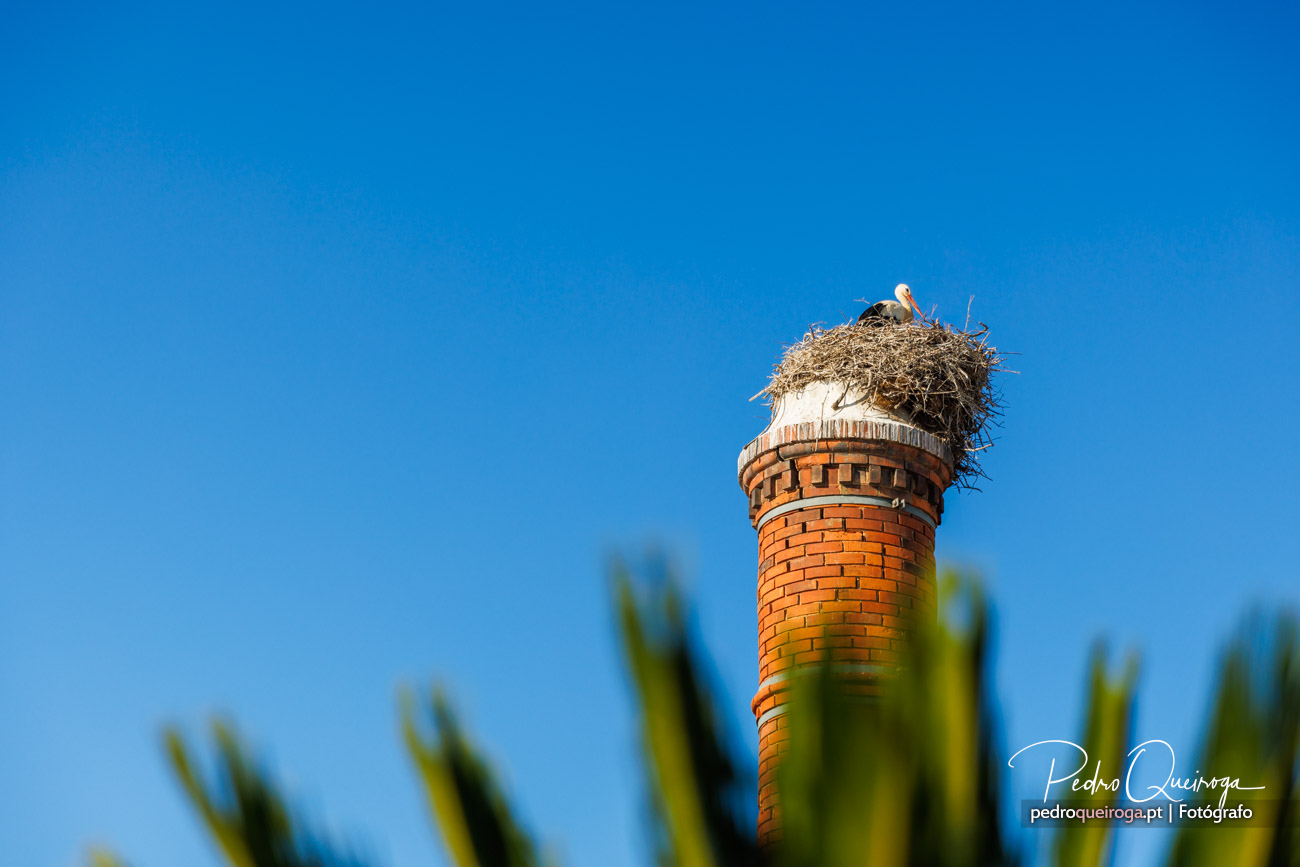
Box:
[738,418,952,481]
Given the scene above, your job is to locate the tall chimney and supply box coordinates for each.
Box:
[738,380,954,846]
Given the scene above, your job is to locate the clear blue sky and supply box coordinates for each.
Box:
[3,1,1298,864]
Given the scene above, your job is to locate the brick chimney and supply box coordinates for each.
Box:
[738,380,954,846]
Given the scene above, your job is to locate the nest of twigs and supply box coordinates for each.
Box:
[759,319,1007,487]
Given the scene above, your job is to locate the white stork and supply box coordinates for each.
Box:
[857,283,921,326]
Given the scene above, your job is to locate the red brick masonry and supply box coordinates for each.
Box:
[738,417,953,845]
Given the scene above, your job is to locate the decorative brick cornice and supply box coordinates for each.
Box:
[739,430,954,530]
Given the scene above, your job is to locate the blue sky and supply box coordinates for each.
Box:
[2,1,1298,864]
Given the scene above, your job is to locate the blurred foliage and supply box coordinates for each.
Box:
[401,688,548,867]
[1165,615,1300,867]
[1051,648,1138,867]
[87,849,130,867]
[615,561,762,867]
[776,575,1015,867]
[97,566,1300,867]
[163,720,364,867]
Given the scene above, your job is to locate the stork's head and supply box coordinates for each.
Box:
[895,283,921,316]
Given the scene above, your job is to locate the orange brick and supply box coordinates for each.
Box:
[746,430,950,847]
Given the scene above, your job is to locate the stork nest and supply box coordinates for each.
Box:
[758,319,1007,488]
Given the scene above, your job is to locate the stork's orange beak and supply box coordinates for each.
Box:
[909,296,922,316]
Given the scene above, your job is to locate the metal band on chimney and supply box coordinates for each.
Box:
[753,664,898,727]
[756,494,936,531]
[755,664,897,694]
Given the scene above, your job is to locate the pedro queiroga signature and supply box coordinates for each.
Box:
[1007,739,1265,809]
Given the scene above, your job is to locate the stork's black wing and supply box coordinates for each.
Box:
[857,302,889,325]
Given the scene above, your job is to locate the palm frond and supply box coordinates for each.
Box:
[615,559,761,867]
[1050,647,1138,867]
[1165,614,1300,867]
[401,687,547,867]
[777,569,1017,867]
[163,720,364,867]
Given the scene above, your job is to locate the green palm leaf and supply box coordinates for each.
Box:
[401,688,548,867]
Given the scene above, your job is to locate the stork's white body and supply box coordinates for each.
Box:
[858,283,921,325]
[873,299,913,323]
